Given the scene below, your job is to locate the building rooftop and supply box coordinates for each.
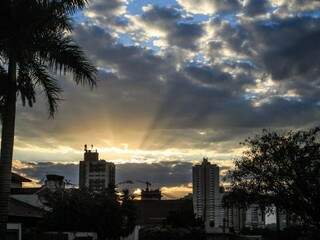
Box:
[9,197,43,218]
[11,172,32,183]
[11,187,42,195]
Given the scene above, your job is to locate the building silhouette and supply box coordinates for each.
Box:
[79,145,115,192]
[193,157,221,233]
[192,158,266,233]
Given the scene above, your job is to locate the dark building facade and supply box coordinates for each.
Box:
[79,145,115,191]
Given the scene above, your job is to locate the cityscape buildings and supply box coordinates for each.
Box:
[9,151,269,240]
[192,158,266,233]
[192,157,221,233]
[79,145,115,192]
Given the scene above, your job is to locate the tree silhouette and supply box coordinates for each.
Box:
[40,188,137,240]
[0,1,96,238]
[228,128,320,230]
[165,199,202,228]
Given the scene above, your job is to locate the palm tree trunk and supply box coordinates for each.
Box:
[0,58,17,240]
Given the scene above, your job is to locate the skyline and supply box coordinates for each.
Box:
[11,0,320,198]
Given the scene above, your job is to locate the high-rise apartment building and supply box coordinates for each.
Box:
[193,158,221,233]
[79,145,115,192]
[192,158,266,233]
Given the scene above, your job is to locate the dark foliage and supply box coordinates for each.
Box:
[39,188,137,240]
[0,0,96,117]
[227,127,320,229]
[165,199,203,228]
[139,226,206,240]
[241,226,320,240]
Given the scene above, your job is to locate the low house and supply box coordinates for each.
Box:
[8,197,44,232]
[11,172,32,188]
[7,173,44,240]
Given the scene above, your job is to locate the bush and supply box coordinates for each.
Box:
[139,226,205,240]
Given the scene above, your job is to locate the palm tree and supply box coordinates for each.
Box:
[0,0,96,238]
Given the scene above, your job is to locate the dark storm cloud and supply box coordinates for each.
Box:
[139,5,204,50]
[169,23,204,50]
[116,161,192,187]
[215,0,241,13]
[13,160,232,188]
[72,23,259,131]
[243,0,272,16]
[273,0,320,14]
[14,16,320,153]
[13,160,193,187]
[73,24,174,85]
[142,5,181,22]
[11,1,320,156]
[207,14,320,97]
[184,64,253,90]
[85,0,128,27]
[261,19,320,81]
[13,161,79,184]
[237,16,320,82]
[186,65,232,84]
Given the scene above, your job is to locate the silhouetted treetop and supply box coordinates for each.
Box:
[227,127,320,228]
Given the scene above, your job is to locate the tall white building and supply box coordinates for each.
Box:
[193,158,221,233]
[79,145,115,192]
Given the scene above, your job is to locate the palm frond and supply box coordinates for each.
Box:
[17,65,36,108]
[30,63,62,117]
[0,64,8,96]
[37,33,97,87]
[0,0,96,117]
[0,64,7,85]
[33,0,74,32]
[43,0,89,15]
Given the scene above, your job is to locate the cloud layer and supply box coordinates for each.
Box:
[6,0,320,179]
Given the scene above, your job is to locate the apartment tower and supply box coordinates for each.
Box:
[193,157,221,233]
[79,145,115,192]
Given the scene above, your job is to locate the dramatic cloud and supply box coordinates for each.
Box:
[127,5,204,50]
[3,0,320,194]
[84,0,128,27]
[177,0,241,15]
[12,159,195,198]
[13,159,231,198]
[13,160,195,187]
[243,0,272,17]
[271,0,320,16]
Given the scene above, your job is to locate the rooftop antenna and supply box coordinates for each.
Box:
[84,144,87,152]
[91,144,94,150]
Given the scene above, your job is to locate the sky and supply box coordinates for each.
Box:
[11,0,320,198]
